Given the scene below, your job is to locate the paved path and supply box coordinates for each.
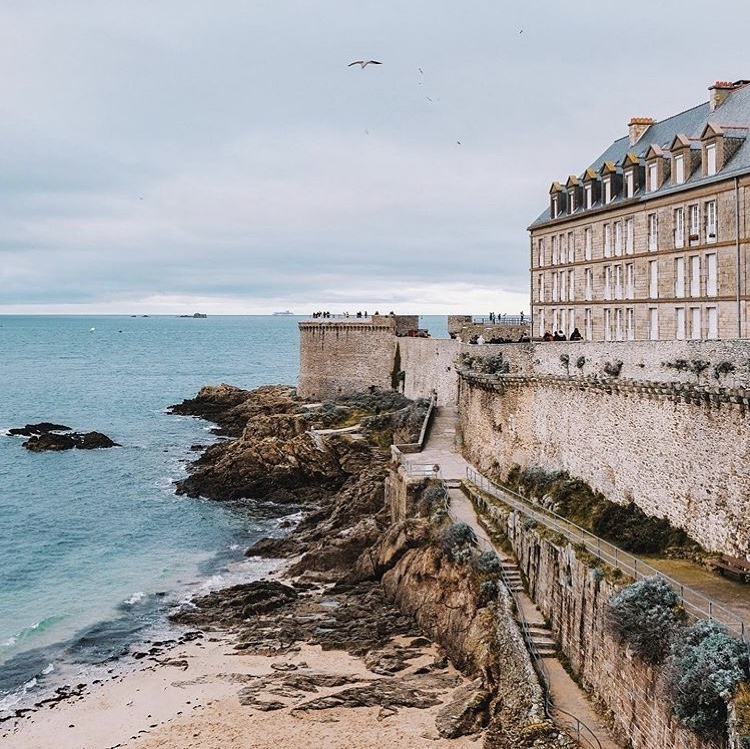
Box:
[418,407,623,749]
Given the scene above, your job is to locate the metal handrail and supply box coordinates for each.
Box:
[445,497,602,749]
[466,467,749,642]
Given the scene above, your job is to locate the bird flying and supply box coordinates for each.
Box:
[348,60,382,68]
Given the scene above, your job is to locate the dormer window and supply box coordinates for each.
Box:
[706,143,717,175]
[648,162,658,191]
[552,195,559,218]
[625,171,634,197]
[585,184,592,209]
[604,177,612,204]
[675,154,685,184]
[645,145,668,192]
[549,182,565,219]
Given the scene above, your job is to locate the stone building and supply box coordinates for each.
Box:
[529,79,750,341]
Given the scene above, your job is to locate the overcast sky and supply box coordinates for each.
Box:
[2,0,750,315]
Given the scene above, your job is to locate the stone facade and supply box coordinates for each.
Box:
[531,81,750,343]
[399,338,462,405]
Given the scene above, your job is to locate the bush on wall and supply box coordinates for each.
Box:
[606,575,685,664]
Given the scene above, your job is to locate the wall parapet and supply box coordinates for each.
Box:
[459,369,750,412]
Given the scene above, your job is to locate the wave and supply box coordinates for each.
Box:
[123,591,145,606]
[0,615,67,652]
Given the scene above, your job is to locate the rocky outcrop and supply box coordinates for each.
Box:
[8,422,120,451]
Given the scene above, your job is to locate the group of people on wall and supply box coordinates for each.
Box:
[542,328,582,342]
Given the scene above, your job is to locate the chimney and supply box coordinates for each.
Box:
[628,117,655,146]
[709,80,736,112]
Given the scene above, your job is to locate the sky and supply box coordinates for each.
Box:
[2,1,750,315]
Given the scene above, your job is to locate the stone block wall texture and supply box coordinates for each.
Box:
[297,322,397,400]
[399,338,462,405]
[500,507,717,749]
[459,374,750,555]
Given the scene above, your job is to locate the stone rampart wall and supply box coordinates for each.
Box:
[398,338,462,405]
[459,372,750,555]
[297,322,396,400]
[481,496,717,749]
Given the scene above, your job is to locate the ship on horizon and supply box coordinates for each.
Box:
[272,310,295,316]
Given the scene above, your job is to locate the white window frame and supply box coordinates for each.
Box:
[585,308,593,340]
[604,224,612,257]
[552,272,559,302]
[649,307,659,340]
[604,177,612,204]
[690,255,701,297]
[689,204,700,245]
[707,306,718,339]
[626,171,634,198]
[614,221,623,256]
[626,307,635,340]
[604,265,612,300]
[567,231,575,263]
[614,264,623,300]
[707,253,717,297]
[615,308,624,341]
[625,262,634,299]
[568,269,575,301]
[690,306,701,339]
[648,213,658,251]
[585,184,592,209]
[706,143,717,176]
[551,235,558,265]
[584,268,593,301]
[675,153,685,184]
[706,200,717,242]
[675,257,685,298]
[625,217,634,254]
[569,189,576,213]
[552,195,559,218]
[648,162,658,192]
[584,227,592,261]
[559,270,567,303]
[604,308,612,341]
[676,307,686,340]
[649,259,658,299]
[538,238,545,267]
[538,274,545,303]
[674,207,685,248]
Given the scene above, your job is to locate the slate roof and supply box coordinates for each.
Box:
[530,82,750,227]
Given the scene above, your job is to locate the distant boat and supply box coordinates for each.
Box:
[273,310,295,316]
[178,313,207,318]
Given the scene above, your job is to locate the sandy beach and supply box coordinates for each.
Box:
[2,627,479,749]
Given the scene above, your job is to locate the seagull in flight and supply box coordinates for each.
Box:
[348,60,382,68]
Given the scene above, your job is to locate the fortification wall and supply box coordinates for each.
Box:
[297,322,396,400]
[398,338,462,405]
[459,372,750,555]
[478,496,714,749]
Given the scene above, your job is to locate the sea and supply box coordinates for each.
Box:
[0,313,447,717]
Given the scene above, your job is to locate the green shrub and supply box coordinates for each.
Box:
[667,620,749,734]
[475,550,502,575]
[607,576,684,664]
[439,522,477,562]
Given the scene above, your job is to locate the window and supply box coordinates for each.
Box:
[551,195,559,218]
[584,227,592,260]
[604,308,612,341]
[674,208,685,248]
[585,308,593,340]
[626,308,635,340]
[584,268,593,301]
[560,234,567,264]
[560,308,567,335]
[615,308,624,341]
[625,218,634,254]
[614,265,623,300]
[648,162,658,192]
[538,238,545,267]
[604,224,612,256]
[675,257,685,298]
[648,213,658,251]
[568,231,575,263]
[690,255,700,297]
[707,307,718,339]
[538,274,545,303]
[604,265,612,300]
[625,262,634,299]
[676,307,686,340]
[551,235,558,264]
[604,177,612,204]
[689,204,700,244]
[552,272,559,302]
[626,171,634,198]
[690,307,701,339]
[569,190,576,213]
[649,307,659,340]
[649,260,658,298]
[706,143,717,176]
[706,200,717,242]
[675,153,685,184]
[707,253,717,296]
[538,310,545,338]
[553,309,559,333]
[568,269,575,301]
[559,271,567,303]
[568,308,575,333]
[585,184,592,209]
[614,221,623,256]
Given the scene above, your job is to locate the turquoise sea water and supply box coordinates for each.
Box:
[0,313,447,715]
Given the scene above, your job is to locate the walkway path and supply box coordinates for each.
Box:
[414,407,622,749]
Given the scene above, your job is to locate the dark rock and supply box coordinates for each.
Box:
[23,430,120,452]
[8,422,71,437]
[435,679,492,738]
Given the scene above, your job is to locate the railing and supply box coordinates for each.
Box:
[445,495,601,749]
[466,467,749,642]
[391,393,437,455]
[473,314,527,325]
[303,314,373,322]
